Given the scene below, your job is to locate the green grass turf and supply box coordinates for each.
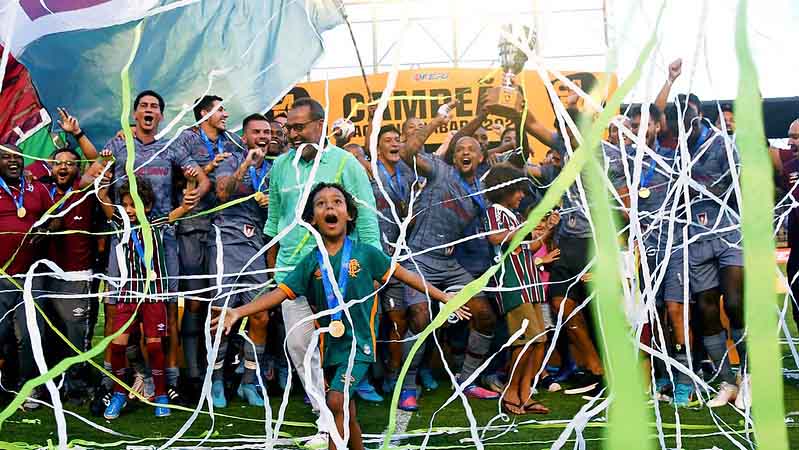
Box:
[3,309,799,449]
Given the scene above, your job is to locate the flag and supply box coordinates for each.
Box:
[1,0,344,145]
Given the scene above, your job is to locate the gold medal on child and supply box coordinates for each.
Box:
[148,269,157,280]
[638,187,651,199]
[16,207,26,218]
[329,320,345,338]
[254,191,265,202]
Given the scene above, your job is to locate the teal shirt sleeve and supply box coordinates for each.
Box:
[280,250,314,299]
[340,152,381,250]
[363,244,392,282]
[264,156,282,237]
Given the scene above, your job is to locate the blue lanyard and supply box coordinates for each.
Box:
[248,160,270,192]
[50,186,73,213]
[640,141,662,188]
[459,176,486,212]
[199,129,223,160]
[315,237,353,323]
[690,125,711,153]
[0,176,24,213]
[377,160,406,200]
[130,230,154,273]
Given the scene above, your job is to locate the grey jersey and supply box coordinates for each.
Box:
[211,150,270,246]
[371,160,414,255]
[632,142,686,252]
[536,135,626,240]
[686,126,740,241]
[104,136,198,218]
[172,128,243,232]
[406,155,479,258]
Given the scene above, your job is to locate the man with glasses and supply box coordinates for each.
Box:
[39,147,99,403]
[265,97,379,445]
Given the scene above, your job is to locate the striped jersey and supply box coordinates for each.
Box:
[113,222,169,303]
[486,204,546,313]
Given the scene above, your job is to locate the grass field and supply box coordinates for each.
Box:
[3,310,799,449]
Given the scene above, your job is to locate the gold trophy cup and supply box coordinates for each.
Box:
[484,25,535,114]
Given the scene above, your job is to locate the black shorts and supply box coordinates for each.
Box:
[548,237,592,302]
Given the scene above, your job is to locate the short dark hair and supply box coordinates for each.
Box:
[193,95,223,121]
[291,97,325,121]
[119,177,155,210]
[134,90,165,112]
[676,93,702,110]
[302,182,358,235]
[51,146,82,163]
[242,113,269,131]
[628,104,662,123]
[500,126,516,142]
[720,103,734,114]
[484,163,526,204]
[377,125,400,142]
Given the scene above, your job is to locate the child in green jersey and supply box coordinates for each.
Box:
[212,182,469,450]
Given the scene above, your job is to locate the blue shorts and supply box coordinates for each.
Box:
[641,249,687,305]
[177,228,211,293]
[688,238,743,294]
[326,361,370,395]
[402,253,478,307]
[208,242,269,308]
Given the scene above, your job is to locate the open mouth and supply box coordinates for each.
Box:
[143,114,154,126]
[256,140,268,148]
[324,213,339,225]
[461,157,472,168]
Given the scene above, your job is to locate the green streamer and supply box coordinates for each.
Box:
[381,6,663,446]
[118,22,156,290]
[734,0,788,449]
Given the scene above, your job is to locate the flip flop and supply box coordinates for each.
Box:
[522,399,550,414]
[501,399,526,415]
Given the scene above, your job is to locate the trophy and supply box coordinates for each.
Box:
[485,25,535,114]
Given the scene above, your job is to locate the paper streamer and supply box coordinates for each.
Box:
[735,0,789,449]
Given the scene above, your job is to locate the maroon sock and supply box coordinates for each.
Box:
[109,343,128,394]
[146,341,166,397]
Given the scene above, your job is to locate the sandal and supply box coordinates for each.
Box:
[523,399,550,414]
[501,399,526,415]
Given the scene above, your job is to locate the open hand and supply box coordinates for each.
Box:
[541,248,561,264]
[210,306,240,336]
[57,107,81,135]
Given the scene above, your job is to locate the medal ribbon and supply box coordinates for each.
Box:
[248,160,270,193]
[315,237,353,324]
[0,176,25,214]
[377,160,406,201]
[49,186,73,213]
[689,124,712,153]
[130,230,154,275]
[640,141,663,189]
[459,176,486,212]
[199,128,224,160]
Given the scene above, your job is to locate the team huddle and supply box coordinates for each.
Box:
[0,58,769,450]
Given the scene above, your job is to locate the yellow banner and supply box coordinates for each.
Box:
[270,68,617,161]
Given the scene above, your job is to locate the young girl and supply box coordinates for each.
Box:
[211,182,469,450]
[98,174,197,419]
[484,163,559,415]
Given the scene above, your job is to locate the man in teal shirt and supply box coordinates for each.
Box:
[265,97,380,443]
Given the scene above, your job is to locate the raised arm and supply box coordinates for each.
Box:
[399,101,456,177]
[655,59,681,121]
[57,108,98,159]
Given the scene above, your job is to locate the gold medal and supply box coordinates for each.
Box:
[638,187,651,199]
[17,207,26,218]
[329,320,345,338]
[254,191,265,202]
[148,269,158,280]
